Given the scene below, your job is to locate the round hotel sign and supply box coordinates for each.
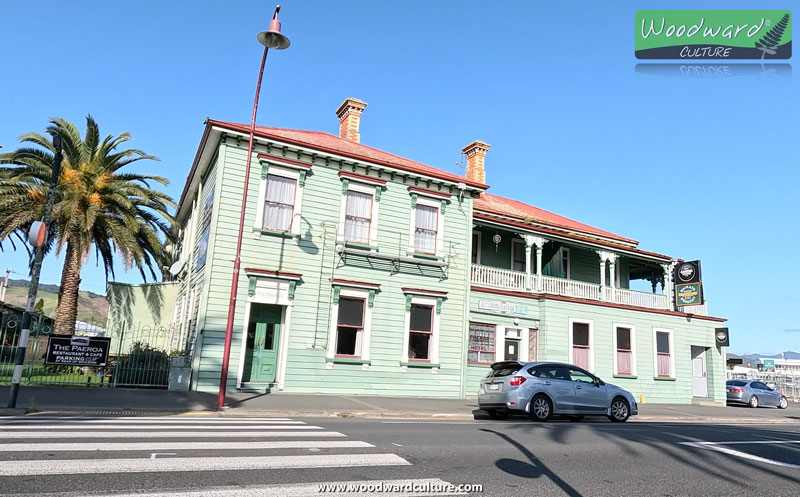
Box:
[677,263,696,282]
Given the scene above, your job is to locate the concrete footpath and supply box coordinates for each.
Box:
[1,385,798,423]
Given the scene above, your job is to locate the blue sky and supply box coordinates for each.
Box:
[0,1,797,355]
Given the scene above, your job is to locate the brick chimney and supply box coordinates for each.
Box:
[336,98,367,143]
[462,140,490,184]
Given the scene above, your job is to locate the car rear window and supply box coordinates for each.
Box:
[726,380,747,387]
[487,362,522,377]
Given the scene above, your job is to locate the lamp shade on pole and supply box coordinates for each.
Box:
[257,5,290,49]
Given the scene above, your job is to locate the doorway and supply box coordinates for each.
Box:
[242,304,282,384]
[691,346,708,397]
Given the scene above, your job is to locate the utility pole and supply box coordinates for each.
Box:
[0,269,12,302]
[7,133,63,408]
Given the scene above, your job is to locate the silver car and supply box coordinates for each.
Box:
[726,379,789,409]
[478,361,639,422]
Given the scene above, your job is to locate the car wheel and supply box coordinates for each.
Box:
[568,415,584,422]
[529,395,552,422]
[487,409,509,420]
[608,398,630,423]
[779,396,789,409]
[748,395,759,408]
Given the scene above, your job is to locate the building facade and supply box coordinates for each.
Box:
[169,98,728,404]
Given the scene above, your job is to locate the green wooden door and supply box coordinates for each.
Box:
[242,304,281,383]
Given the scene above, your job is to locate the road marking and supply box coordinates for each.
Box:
[392,443,403,447]
[0,440,372,452]
[0,418,298,424]
[0,430,343,439]
[680,441,800,469]
[0,424,311,430]
[21,478,462,497]
[150,453,177,459]
[683,440,800,446]
[1,453,412,476]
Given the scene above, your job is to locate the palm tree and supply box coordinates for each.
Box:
[0,116,175,333]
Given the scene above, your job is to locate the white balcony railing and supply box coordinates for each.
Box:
[541,275,601,301]
[615,287,670,310]
[471,264,527,292]
[676,303,708,316]
[470,263,675,312]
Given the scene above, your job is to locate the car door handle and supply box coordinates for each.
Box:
[575,385,583,390]
[543,382,551,385]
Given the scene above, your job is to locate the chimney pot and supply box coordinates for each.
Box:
[462,140,490,184]
[336,98,367,143]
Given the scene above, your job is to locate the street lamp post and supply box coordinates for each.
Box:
[217,5,290,409]
[7,133,63,408]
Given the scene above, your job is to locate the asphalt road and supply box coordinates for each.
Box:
[0,414,799,496]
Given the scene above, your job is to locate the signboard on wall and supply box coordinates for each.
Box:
[478,300,528,315]
[45,336,111,367]
[762,359,775,372]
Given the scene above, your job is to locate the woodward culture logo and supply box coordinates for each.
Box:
[635,10,792,59]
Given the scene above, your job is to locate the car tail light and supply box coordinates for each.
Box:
[731,387,744,393]
[509,376,526,387]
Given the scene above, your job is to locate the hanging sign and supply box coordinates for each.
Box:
[674,260,704,306]
[45,336,111,366]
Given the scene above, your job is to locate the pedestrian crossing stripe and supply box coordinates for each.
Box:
[2,453,412,476]
[0,430,342,439]
[0,440,374,452]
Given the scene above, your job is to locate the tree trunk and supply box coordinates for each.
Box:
[55,242,82,334]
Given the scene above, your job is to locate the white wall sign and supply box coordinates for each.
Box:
[478,300,528,315]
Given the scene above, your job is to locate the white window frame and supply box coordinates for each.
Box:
[327,287,373,363]
[612,322,637,376]
[408,196,445,257]
[652,327,675,378]
[511,239,526,272]
[568,318,594,372]
[338,181,380,248]
[472,230,482,265]
[401,295,440,364]
[495,325,531,362]
[562,247,571,279]
[254,165,304,236]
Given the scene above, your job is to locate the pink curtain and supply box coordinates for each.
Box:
[657,353,671,377]
[573,346,589,370]
[617,350,632,375]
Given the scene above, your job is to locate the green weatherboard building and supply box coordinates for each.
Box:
[164,98,727,405]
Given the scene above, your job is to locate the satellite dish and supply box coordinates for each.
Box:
[168,260,185,276]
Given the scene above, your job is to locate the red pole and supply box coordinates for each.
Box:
[217,46,270,409]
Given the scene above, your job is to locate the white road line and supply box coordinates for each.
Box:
[24,479,462,497]
[0,418,296,424]
[0,424,311,430]
[680,441,800,469]
[2,453,412,476]
[0,430,343,439]
[682,440,800,446]
[0,440,373,452]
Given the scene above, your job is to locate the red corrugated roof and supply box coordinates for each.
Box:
[474,193,638,245]
[208,119,487,189]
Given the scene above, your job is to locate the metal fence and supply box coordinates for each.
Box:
[0,315,189,389]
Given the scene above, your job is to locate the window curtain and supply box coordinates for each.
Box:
[344,191,372,243]
[414,205,437,253]
[263,175,295,230]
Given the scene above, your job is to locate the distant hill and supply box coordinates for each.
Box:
[3,278,108,327]
[738,351,800,363]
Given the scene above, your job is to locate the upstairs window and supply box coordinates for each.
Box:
[414,205,438,254]
[512,240,526,272]
[263,174,296,231]
[344,191,373,244]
